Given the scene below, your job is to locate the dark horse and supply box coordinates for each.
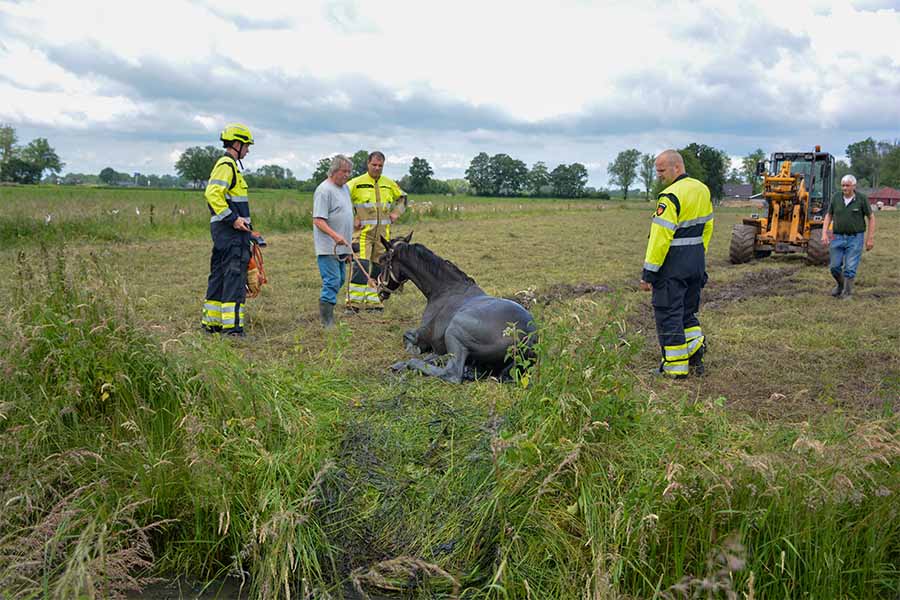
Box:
[376,233,536,383]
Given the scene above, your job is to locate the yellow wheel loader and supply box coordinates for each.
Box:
[729,147,833,265]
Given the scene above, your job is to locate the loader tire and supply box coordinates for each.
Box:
[729,224,757,264]
[806,229,829,265]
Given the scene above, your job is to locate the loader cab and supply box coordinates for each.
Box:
[768,151,835,219]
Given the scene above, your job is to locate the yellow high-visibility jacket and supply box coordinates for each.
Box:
[642,174,713,283]
[348,173,405,257]
[205,155,250,225]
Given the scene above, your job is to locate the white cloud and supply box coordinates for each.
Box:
[0,0,898,184]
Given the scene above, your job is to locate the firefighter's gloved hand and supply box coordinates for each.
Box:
[252,232,267,247]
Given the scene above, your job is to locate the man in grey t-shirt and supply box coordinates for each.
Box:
[313,155,354,328]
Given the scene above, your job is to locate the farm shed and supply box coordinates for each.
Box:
[868,186,900,208]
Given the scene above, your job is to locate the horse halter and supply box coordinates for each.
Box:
[376,245,406,299]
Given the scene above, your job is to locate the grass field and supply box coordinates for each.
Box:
[0,185,898,599]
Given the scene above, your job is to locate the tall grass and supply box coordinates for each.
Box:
[0,187,313,245]
[1,248,897,598]
[0,248,347,598]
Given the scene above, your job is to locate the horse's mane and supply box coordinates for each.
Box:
[399,243,477,286]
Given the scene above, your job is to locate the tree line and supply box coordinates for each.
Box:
[463,153,599,198]
[5,122,900,197]
[842,138,900,189]
[605,144,736,202]
[0,124,64,184]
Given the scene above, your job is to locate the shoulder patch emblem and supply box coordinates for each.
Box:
[656,202,667,216]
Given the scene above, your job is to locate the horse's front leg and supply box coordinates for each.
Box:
[393,332,468,384]
[390,353,440,372]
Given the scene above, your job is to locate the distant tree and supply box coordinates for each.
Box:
[0,157,42,184]
[639,153,655,201]
[427,179,452,194]
[99,167,118,185]
[21,138,64,179]
[465,152,492,196]
[61,172,100,185]
[0,124,18,164]
[351,150,369,177]
[678,148,706,181]
[527,161,551,196]
[741,148,766,194]
[683,143,727,202]
[607,149,641,200]
[310,157,332,186]
[550,163,589,198]
[725,168,743,184]
[257,164,286,180]
[407,157,434,193]
[444,178,470,195]
[881,146,900,188]
[488,153,528,196]
[159,174,185,188]
[833,159,852,184]
[846,138,880,188]
[175,146,222,187]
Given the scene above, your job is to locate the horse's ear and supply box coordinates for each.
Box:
[380,236,392,250]
[403,231,413,243]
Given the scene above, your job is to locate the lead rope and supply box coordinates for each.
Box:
[334,241,377,289]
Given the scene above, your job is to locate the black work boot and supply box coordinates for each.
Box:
[840,277,854,299]
[830,272,844,297]
[651,362,687,380]
[689,344,706,376]
[319,300,335,328]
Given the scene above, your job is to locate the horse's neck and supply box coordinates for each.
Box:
[401,251,476,301]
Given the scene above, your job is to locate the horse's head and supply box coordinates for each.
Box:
[376,231,413,301]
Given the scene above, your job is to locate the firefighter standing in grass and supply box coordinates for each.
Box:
[200,123,254,336]
[347,151,407,310]
[639,150,714,378]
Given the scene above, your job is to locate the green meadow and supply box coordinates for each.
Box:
[0,185,897,599]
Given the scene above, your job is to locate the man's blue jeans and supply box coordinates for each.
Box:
[829,232,864,279]
[317,255,347,305]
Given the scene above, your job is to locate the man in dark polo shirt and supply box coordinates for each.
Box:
[821,174,875,298]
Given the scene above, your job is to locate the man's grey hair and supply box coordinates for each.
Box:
[841,174,857,185]
[328,154,352,176]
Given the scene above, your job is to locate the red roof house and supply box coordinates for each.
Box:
[869,186,900,208]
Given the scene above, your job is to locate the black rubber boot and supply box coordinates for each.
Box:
[840,277,854,299]
[689,343,705,376]
[830,272,844,297]
[651,362,687,380]
[319,300,335,328]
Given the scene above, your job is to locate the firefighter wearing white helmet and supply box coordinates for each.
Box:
[200,123,254,336]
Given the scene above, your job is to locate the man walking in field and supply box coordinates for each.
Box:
[821,174,875,299]
[201,123,254,337]
[347,151,407,310]
[313,155,354,328]
[639,150,714,378]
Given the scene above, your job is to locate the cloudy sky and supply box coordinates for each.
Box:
[1,0,899,186]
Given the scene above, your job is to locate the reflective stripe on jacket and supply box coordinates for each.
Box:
[348,173,406,242]
[642,174,713,283]
[205,155,251,224]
